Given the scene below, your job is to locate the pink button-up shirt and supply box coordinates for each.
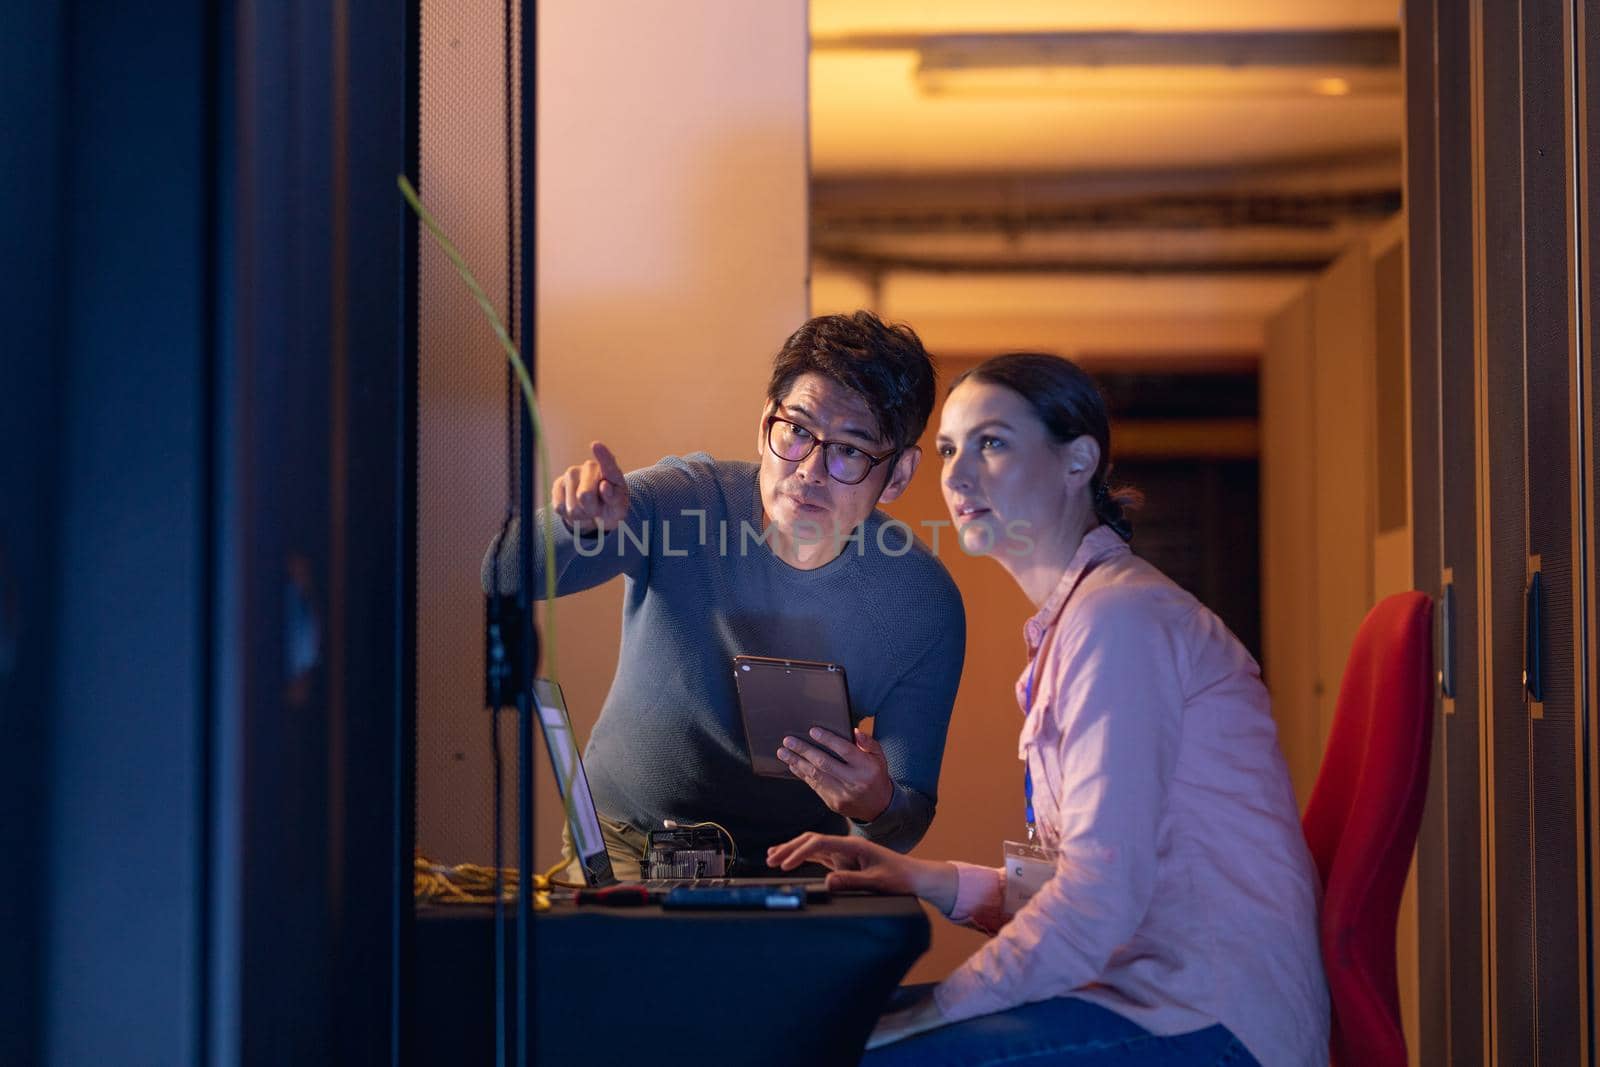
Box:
[932,527,1329,1067]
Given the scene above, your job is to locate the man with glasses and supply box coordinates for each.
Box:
[486,311,966,878]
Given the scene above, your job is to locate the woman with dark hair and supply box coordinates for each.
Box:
[770,353,1327,1065]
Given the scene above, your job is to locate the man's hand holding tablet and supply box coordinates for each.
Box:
[776,725,893,823]
[733,655,896,823]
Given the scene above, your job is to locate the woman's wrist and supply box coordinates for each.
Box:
[913,860,959,915]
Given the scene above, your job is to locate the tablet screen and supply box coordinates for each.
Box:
[733,656,854,778]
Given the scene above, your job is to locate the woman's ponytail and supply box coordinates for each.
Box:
[1092,479,1136,542]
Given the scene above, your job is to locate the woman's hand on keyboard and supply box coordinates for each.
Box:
[765,832,957,914]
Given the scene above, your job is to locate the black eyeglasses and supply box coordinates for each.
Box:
[764,415,897,486]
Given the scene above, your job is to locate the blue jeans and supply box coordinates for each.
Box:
[862,986,1260,1067]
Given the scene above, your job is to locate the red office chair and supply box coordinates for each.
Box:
[1300,591,1434,1067]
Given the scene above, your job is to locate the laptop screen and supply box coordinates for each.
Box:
[533,679,614,886]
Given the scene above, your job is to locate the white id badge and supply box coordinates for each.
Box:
[1002,840,1059,918]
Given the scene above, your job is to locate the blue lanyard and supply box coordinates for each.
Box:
[1024,768,1035,841]
[1023,656,1040,841]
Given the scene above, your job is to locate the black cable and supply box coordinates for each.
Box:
[505,4,534,1067]
[490,705,506,1067]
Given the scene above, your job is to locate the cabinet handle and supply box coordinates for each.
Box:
[1525,568,1543,703]
[1439,579,1456,700]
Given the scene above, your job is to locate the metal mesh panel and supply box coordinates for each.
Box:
[416,0,522,867]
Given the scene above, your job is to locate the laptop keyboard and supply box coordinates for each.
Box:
[640,876,825,889]
[641,877,735,889]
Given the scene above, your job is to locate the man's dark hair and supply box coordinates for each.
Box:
[765,311,937,452]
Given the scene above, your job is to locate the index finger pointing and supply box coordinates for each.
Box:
[591,441,625,484]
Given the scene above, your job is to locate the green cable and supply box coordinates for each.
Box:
[397,173,560,682]
[403,175,598,857]
[400,176,589,850]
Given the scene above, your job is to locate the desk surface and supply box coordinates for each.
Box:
[413,895,930,1066]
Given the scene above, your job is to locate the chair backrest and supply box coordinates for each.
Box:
[1300,590,1434,1067]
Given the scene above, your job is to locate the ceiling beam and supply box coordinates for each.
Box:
[813,148,1402,214]
[816,250,1326,275]
[815,189,1401,236]
[812,29,1400,69]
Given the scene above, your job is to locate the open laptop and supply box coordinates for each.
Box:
[533,679,825,893]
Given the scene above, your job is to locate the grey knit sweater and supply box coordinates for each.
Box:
[485,454,966,860]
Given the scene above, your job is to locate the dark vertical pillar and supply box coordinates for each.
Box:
[226,5,335,1059]
[40,2,213,1063]
[223,0,415,1062]
[330,0,417,1062]
[10,0,413,1061]
[0,4,66,1065]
